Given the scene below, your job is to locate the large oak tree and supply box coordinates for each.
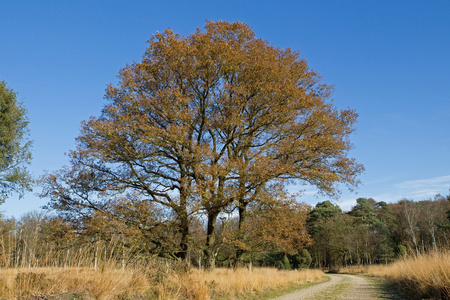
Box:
[41,21,363,268]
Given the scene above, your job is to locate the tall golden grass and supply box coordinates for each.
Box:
[366,250,450,299]
[0,266,150,299]
[0,230,325,299]
[170,267,325,299]
[0,262,324,299]
[338,250,450,299]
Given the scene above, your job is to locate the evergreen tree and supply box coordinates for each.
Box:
[0,81,32,203]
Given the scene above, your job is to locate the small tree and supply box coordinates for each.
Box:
[0,81,32,203]
[299,249,312,268]
[281,254,291,270]
[397,245,407,257]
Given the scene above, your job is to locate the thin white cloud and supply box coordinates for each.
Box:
[292,175,450,212]
[326,175,450,211]
[395,175,450,190]
[374,175,450,203]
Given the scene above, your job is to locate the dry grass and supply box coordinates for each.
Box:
[0,265,324,299]
[337,250,450,299]
[0,266,150,299]
[169,267,325,299]
[366,250,450,298]
[334,265,369,274]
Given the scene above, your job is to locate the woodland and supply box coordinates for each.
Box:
[0,195,448,271]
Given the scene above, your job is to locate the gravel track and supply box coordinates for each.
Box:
[274,274,404,300]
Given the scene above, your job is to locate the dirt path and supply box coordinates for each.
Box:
[274,274,404,300]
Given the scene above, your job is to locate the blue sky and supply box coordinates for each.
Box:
[1,0,449,217]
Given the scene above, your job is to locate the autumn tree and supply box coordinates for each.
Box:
[239,194,312,265]
[40,168,179,258]
[0,81,32,203]
[212,190,312,269]
[423,197,450,250]
[41,21,363,268]
[439,192,450,240]
[389,197,450,255]
[397,199,420,256]
[83,195,181,258]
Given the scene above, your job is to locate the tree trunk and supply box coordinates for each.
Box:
[203,211,219,269]
[238,202,247,231]
[325,247,331,269]
[403,201,420,256]
[430,226,437,251]
[235,201,248,262]
[178,210,189,260]
[177,178,190,261]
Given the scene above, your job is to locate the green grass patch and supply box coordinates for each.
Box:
[358,275,404,300]
[302,276,351,300]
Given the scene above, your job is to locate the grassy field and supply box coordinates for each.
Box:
[0,263,325,299]
[338,250,450,299]
[0,266,150,299]
[172,267,325,299]
[5,245,447,299]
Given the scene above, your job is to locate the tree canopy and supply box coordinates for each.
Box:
[0,81,32,203]
[41,21,363,268]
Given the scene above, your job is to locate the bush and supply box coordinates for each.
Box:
[397,245,407,257]
[281,255,291,270]
[299,249,312,268]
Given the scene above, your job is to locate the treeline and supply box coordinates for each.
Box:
[306,195,450,269]
[1,193,448,270]
[0,195,313,269]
